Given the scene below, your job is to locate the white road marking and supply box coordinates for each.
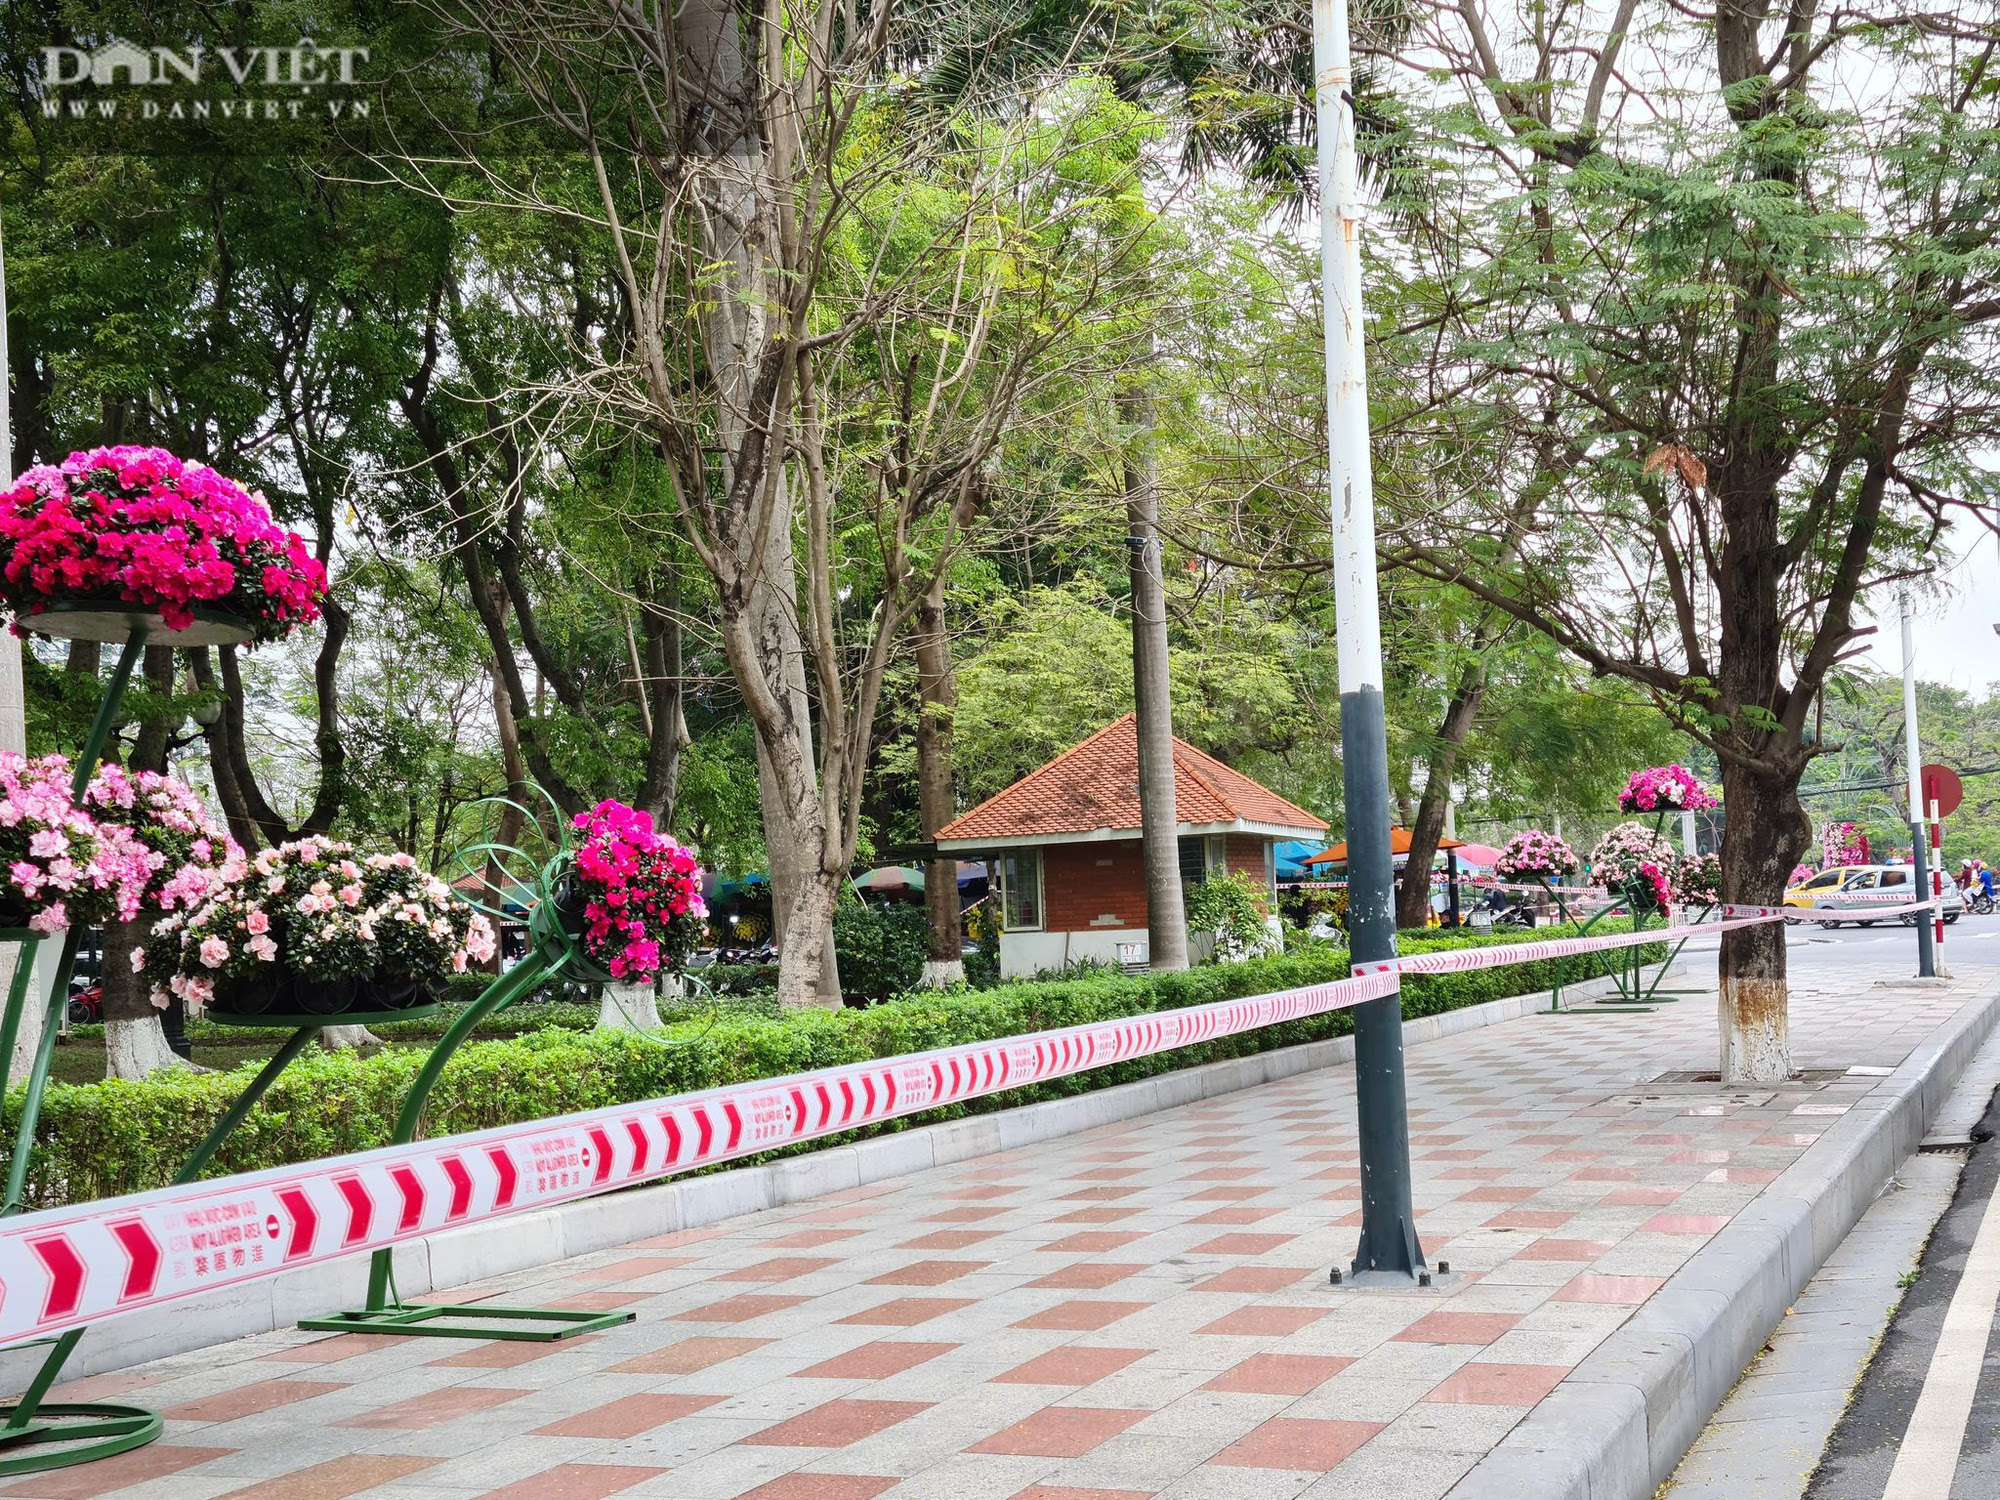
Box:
[1881,1148,2000,1499]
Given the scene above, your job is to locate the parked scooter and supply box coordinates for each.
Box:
[1470,888,1534,928]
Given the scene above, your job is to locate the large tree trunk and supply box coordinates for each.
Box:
[773,865,844,1010]
[128,645,177,772]
[747,535,840,1009]
[101,916,188,1080]
[598,977,667,1031]
[1397,664,1487,929]
[1716,761,1810,1083]
[676,0,840,1010]
[914,570,964,987]
[1120,379,1188,972]
[488,656,529,870]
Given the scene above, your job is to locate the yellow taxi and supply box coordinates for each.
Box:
[1784,865,1870,908]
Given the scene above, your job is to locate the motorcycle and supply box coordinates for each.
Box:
[1972,889,1996,916]
[1470,889,1534,928]
[65,984,102,1026]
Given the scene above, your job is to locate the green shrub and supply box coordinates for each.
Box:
[6,925,1660,1211]
[1187,872,1272,961]
[834,899,929,1000]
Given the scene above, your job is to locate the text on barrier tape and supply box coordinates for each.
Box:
[0,968,1401,1349]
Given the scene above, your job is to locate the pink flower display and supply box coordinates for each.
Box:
[0,446,327,641]
[1617,765,1717,815]
[0,752,151,933]
[83,764,243,914]
[1789,862,1815,886]
[1677,851,1723,906]
[1821,821,1870,866]
[146,840,495,1008]
[1589,821,1682,911]
[1494,829,1579,882]
[569,799,707,982]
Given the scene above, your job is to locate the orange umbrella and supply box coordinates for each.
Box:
[1303,828,1466,867]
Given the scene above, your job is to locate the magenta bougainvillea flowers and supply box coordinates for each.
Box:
[570,799,707,982]
[0,446,327,641]
[1821,821,1870,866]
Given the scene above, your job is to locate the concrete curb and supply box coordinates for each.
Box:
[4,965,1635,1390]
[1445,978,2000,1500]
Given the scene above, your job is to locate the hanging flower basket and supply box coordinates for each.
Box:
[0,447,327,646]
[1677,851,1723,906]
[1617,765,1717,815]
[1821,821,1869,866]
[144,838,496,1019]
[0,752,151,937]
[1494,829,1578,882]
[1589,821,1681,913]
[84,765,243,917]
[563,800,707,983]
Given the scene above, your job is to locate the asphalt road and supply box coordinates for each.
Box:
[1782,912,2000,975]
[1804,1002,2000,1499]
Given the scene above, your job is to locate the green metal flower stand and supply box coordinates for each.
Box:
[1549,812,1711,1014]
[299,800,636,1343]
[0,608,455,1474]
[0,611,179,1476]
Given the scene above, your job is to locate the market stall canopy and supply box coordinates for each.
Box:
[1450,842,1505,870]
[854,865,926,894]
[1274,840,1326,880]
[1303,829,1466,868]
[851,863,991,895]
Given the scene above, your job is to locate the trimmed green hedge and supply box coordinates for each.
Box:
[7,926,1659,1211]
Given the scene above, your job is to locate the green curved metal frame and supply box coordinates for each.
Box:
[299,792,634,1343]
[0,637,631,1477]
[0,623,162,1476]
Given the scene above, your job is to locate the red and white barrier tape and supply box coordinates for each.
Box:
[1720,897,1945,922]
[1352,910,1782,977]
[1465,877,1607,897]
[0,968,1400,1349]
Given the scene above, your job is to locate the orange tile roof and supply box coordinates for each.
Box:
[937,715,1329,844]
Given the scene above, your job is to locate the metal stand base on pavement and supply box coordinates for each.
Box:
[302,921,634,1343]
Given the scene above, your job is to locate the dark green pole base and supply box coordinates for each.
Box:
[298,1303,633,1342]
[0,1403,162,1477]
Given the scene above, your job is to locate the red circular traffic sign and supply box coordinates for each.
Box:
[1922,763,1964,819]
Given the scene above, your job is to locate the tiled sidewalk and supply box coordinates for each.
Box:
[18,957,1996,1500]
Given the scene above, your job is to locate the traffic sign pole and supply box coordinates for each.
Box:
[1901,594,1937,978]
[1931,800,1945,952]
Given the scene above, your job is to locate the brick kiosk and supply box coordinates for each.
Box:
[936,715,1328,978]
